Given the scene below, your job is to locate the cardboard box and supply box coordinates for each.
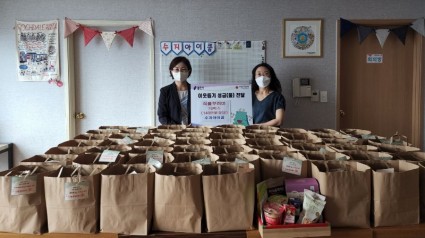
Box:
[257,178,330,238]
[258,218,330,238]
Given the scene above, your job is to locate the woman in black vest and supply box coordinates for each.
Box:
[157,56,192,125]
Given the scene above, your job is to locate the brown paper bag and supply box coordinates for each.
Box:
[0,165,48,234]
[291,142,335,152]
[218,153,261,184]
[210,138,246,146]
[393,151,425,162]
[211,127,243,134]
[72,152,128,171]
[202,163,255,232]
[311,161,371,228]
[44,166,101,233]
[258,152,308,181]
[174,144,213,154]
[100,164,155,235]
[183,126,213,134]
[153,163,203,233]
[172,152,218,163]
[213,144,253,155]
[363,160,420,227]
[20,155,63,171]
[127,152,175,164]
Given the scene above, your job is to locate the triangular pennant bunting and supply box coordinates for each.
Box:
[340,18,356,38]
[82,26,100,46]
[64,17,80,38]
[391,25,410,45]
[375,29,390,48]
[138,20,154,37]
[357,25,374,44]
[101,32,116,50]
[410,17,425,37]
[116,26,138,47]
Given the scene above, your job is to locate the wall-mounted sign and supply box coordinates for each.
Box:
[366,54,383,63]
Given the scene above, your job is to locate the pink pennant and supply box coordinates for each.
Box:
[138,20,154,37]
[64,17,80,38]
[82,26,100,46]
[116,26,138,47]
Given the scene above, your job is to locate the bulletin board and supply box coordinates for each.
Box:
[160,40,266,86]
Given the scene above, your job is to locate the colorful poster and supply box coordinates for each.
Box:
[191,83,253,126]
[15,20,60,81]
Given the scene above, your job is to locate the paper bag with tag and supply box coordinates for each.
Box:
[100,164,155,235]
[363,160,420,227]
[153,163,203,233]
[202,163,255,232]
[44,166,101,233]
[311,160,372,228]
[0,165,48,234]
[258,151,308,181]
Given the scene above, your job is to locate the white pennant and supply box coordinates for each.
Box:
[375,29,390,48]
[410,17,425,37]
[101,32,116,50]
[138,20,154,37]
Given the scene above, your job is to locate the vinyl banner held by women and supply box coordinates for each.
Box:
[191,83,253,126]
[15,20,60,81]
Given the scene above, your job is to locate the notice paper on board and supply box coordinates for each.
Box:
[190,83,253,126]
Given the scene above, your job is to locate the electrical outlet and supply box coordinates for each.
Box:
[311,90,319,102]
[320,91,328,102]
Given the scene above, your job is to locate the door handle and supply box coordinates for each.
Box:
[75,112,86,119]
[339,110,345,117]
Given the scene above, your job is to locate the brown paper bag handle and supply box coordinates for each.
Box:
[5,171,13,177]
[270,155,276,160]
[125,165,133,175]
[89,167,100,176]
[29,166,39,176]
[93,153,101,163]
[71,166,80,177]
[57,167,64,177]
[174,165,178,174]
[324,161,330,172]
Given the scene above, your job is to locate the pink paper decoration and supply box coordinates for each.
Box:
[116,26,138,47]
[82,26,100,46]
[64,17,80,38]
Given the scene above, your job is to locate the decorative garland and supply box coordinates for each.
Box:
[64,17,154,50]
[340,17,425,48]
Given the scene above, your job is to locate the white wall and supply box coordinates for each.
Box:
[0,0,424,166]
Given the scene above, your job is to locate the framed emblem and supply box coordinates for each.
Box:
[283,19,323,57]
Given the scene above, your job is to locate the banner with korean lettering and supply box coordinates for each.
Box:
[191,83,253,126]
[15,20,60,82]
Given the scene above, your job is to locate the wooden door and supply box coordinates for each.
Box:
[338,20,423,146]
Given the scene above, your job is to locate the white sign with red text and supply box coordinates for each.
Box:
[191,83,253,126]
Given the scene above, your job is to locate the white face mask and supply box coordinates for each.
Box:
[172,71,189,82]
[255,76,271,88]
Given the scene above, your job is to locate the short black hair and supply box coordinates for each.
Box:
[169,56,192,78]
[251,62,282,93]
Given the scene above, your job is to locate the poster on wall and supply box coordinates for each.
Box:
[160,40,265,86]
[191,83,253,126]
[15,20,60,82]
